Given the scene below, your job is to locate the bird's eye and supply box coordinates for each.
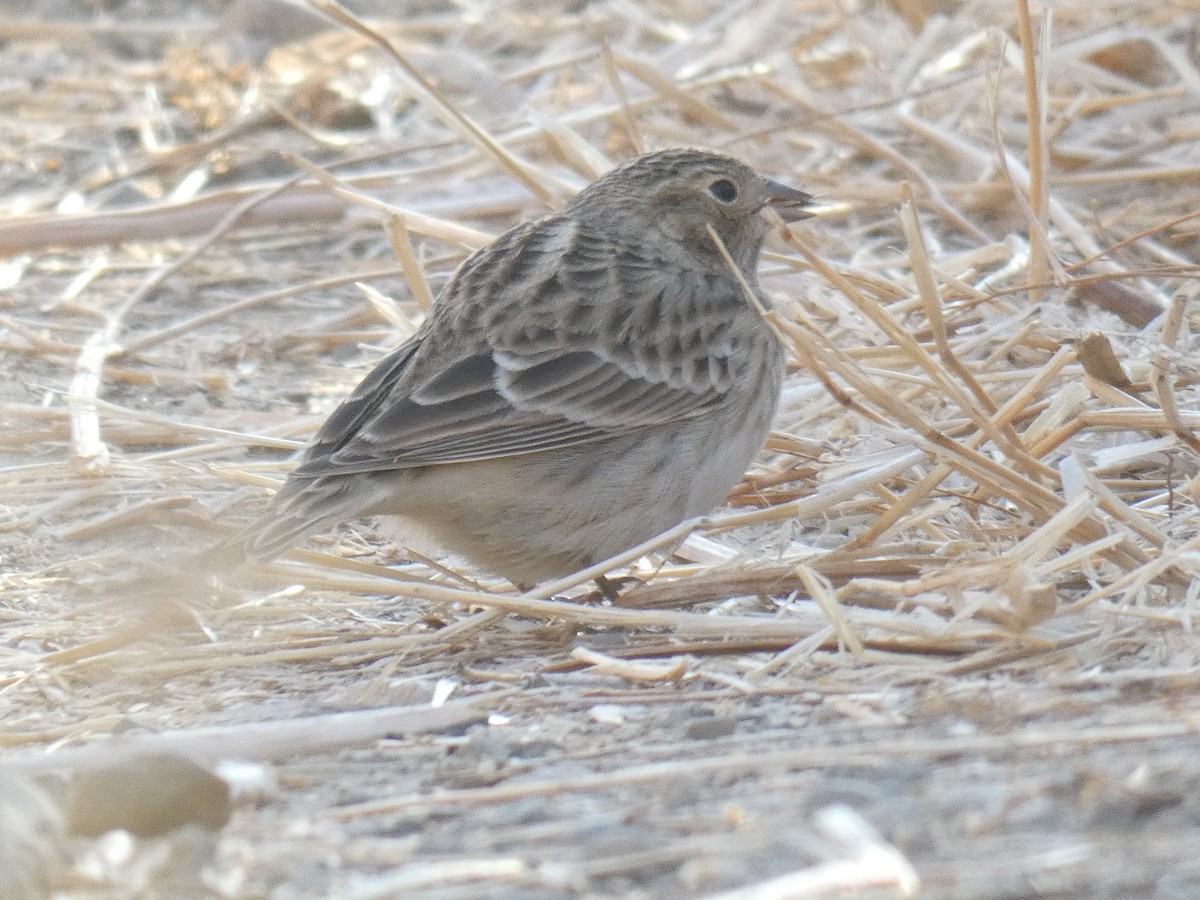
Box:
[707,179,738,204]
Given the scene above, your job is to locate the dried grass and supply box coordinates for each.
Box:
[1,0,1199,896]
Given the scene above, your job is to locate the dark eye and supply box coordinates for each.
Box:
[707,179,738,203]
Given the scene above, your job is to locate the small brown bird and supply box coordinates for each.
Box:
[239,149,813,584]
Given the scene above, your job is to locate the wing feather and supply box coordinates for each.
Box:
[290,217,745,478]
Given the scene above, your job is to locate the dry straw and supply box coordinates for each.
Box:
[0,0,1196,681]
[0,7,1198,887]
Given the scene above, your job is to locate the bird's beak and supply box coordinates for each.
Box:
[760,179,817,222]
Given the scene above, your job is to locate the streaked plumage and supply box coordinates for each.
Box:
[238,149,813,583]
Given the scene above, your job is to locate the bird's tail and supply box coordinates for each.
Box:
[222,475,377,564]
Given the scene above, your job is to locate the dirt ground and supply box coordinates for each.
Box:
[2,1,1200,898]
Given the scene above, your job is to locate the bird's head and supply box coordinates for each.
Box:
[568,148,814,272]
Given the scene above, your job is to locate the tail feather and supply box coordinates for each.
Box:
[99,477,381,614]
[239,476,378,562]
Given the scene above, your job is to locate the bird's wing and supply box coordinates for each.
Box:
[291,340,731,475]
[290,221,747,477]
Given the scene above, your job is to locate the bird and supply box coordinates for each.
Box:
[233,148,814,586]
